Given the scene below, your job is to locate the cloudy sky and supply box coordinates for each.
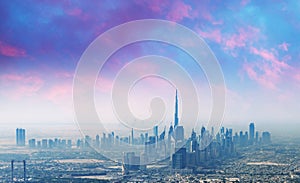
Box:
[0,0,299,136]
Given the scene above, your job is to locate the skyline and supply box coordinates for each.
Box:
[0,1,300,129]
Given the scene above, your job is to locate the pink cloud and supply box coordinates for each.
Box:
[295,73,300,82]
[198,26,260,51]
[166,1,192,22]
[278,42,289,51]
[0,41,26,57]
[198,29,222,43]
[41,71,74,103]
[225,34,246,50]
[290,67,300,84]
[243,47,292,89]
[243,62,277,89]
[0,73,44,98]
[250,47,290,71]
[200,9,213,22]
[65,7,90,21]
[45,82,72,104]
[191,2,214,22]
[135,0,168,13]
[225,26,260,50]
[54,71,74,79]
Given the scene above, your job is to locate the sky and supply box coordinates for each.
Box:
[0,0,300,138]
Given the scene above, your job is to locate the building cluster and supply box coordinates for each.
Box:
[15,128,73,149]
[121,91,272,171]
[28,138,72,149]
[232,122,272,147]
[121,122,272,172]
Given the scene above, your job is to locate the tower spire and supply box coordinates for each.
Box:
[174,89,179,128]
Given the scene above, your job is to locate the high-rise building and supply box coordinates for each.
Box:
[153,125,158,137]
[262,131,271,144]
[48,139,54,148]
[96,134,100,148]
[16,128,25,146]
[255,131,259,144]
[131,128,134,145]
[67,139,72,148]
[175,126,184,142]
[175,125,184,149]
[145,132,148,142]
[41,139,48,148]
[28,139,36,148]
[101,133,106,148]
[174,90,179,128]
[108,133,113,146]
[249,122,255,145]
[201,126,206,138]
[190,129,198,152]
[159,128,165,141]
[85,135,91,147]
[172,147,186,169]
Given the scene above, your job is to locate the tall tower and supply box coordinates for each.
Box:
[16,128,25,146]
[174,90,179,128]
[249,122,255,145]
[16,128,19,146]
[131,128,134,145]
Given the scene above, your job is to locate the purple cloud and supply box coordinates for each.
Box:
[0,41,26,57]
[166,1,192,22]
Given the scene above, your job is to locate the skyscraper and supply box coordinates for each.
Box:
[153,125,158,138]
[96,134,100,148]
[249,122,255,145]
[174,89,179,128]
[16,128,25,146]
[131,128,134,145]
[172,147,186,169]
[262,131,271,144]
[153,125,158,146]
[175,126,184,142]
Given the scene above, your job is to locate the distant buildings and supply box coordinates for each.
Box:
[28,139,36,148]
[28,138,72,149]
[262,131,271,144]
[16,128,25,146]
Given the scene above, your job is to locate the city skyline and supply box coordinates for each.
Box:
[2,88,292,146]
[13,90,271,151]
[0,1,299,128]
[16,89,272,155]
